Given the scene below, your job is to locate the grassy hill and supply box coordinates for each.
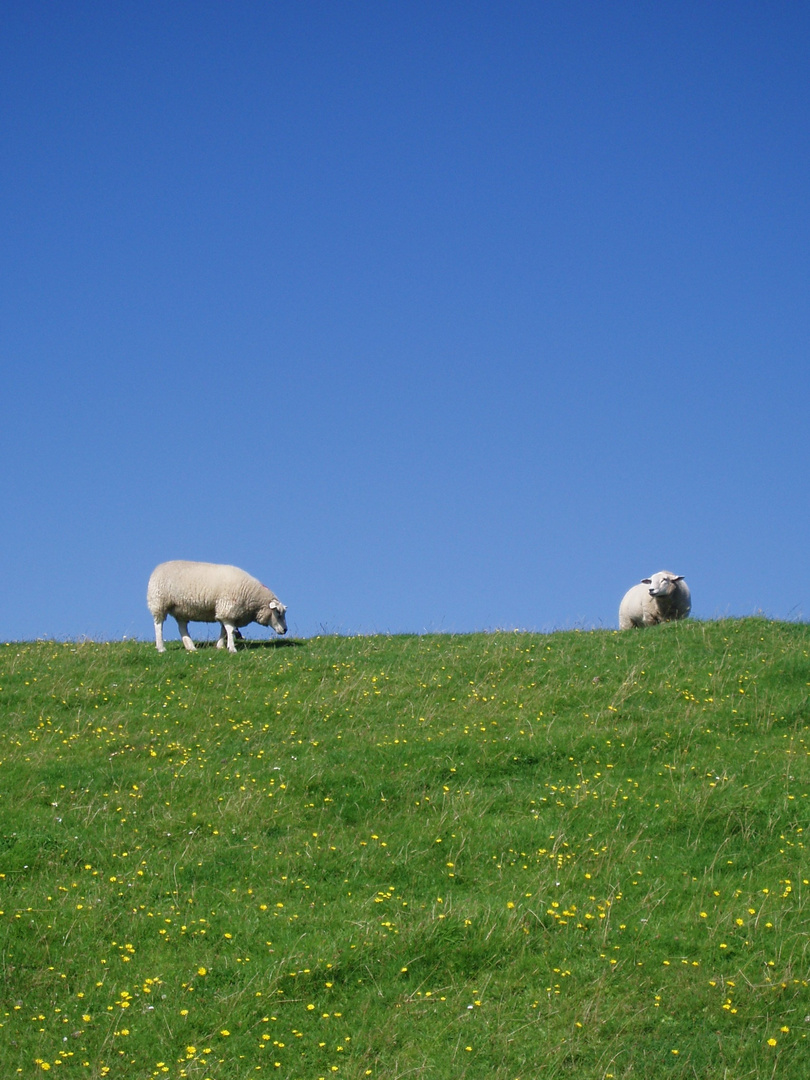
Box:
[0,618,808,1078]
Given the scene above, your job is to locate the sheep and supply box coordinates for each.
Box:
[619,571,691,629]
[147,560,287,653]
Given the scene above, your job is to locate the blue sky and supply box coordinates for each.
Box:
[2,1,809,642]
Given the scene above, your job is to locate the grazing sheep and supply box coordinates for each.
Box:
[147,560,287,653]
[619,571,691,629]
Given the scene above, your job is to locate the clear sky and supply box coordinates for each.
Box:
[2,1,808,642]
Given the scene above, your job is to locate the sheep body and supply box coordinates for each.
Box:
[147,560,287,652]
[619,571,691,629]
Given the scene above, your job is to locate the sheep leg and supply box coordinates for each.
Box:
[219,622,238,653]
[176,619,196,651]
[154,617,166,653]
[216,623,228,649]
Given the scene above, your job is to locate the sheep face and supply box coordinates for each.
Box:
[257,598,287,635]
[642,573,684,599]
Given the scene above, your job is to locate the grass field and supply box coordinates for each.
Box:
[0,618,808,1078]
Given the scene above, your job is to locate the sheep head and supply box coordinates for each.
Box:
[257,597,287,635]
[642,573,685,598]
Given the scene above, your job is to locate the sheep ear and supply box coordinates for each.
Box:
[673,575,684,582]
[641,578,652,584]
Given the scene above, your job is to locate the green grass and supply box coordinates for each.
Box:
[0,618,808,1079]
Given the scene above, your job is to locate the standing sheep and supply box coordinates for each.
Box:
[147,560,287,653]
[619,571,691,629]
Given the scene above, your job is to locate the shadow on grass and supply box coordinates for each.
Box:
[238,637,306,650]
[168,637,307,651]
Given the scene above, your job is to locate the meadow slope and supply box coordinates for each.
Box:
[0,618,808,1078]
